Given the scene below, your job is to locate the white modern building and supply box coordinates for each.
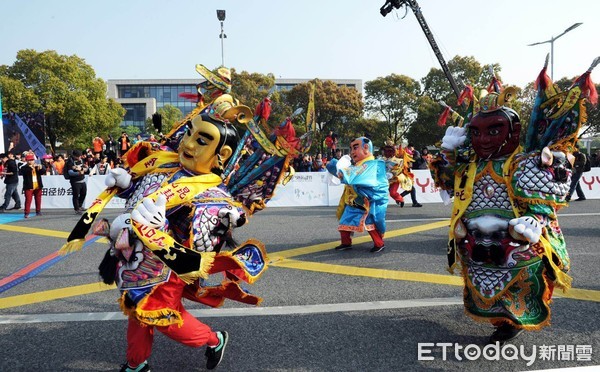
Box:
[107,78,362,132]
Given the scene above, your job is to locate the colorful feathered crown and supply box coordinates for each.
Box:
[525,54,600,152]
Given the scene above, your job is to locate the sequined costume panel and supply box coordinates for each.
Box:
[457,159,551,328]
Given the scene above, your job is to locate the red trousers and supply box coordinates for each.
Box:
[340,229,384,248]
[24,188,42,215]
[388,182,404,204]
[126,275,219,367]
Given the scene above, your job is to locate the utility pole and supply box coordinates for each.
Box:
[527,23,582,80]
[217,10,227,67]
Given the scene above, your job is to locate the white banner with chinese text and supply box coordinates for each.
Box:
[2,169,600,209]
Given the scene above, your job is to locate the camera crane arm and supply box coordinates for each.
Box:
[380,0,462,100]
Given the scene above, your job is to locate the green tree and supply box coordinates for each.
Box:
[231,69,289,125]
[0,76,41,113]
[344,117,385,151]
[406,95,446,149]
[124,125,141,138]
[284,79,363,152]
[0,49,125,153]
[364,74,420,144]
[144,104,183,135]
[421,55,501,106]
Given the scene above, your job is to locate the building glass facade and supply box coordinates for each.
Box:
[122,103,147,128]
[118,85,197,114]
[109,78,361,134]
[117,84,198,132]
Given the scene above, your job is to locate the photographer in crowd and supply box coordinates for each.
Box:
[65,150,90,214]
[0,152,22,212]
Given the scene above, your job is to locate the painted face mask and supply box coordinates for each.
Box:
[469,108,521,159]
[178,116,224,175]
[350,138,372,163]
[382,146,396,158]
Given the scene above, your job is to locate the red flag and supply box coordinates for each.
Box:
[457,86,474,106]
[534,66,552,91]
[437,107,451,127]
[575,72,598,105]
[179,92,200,103]
[254,97,272,121]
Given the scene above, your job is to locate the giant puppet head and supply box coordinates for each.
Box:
[468,92,521,160]
[178,95,250,175]
[350,137,373,164]
[381,139,396,159]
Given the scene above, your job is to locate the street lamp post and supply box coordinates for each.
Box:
[527,22,582,80]
[217,10,226,67]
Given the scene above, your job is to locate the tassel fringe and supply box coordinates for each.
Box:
[177,252,216,284]
[58,239,86,255]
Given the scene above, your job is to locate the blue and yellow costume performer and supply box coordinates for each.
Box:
[327,137,389,253]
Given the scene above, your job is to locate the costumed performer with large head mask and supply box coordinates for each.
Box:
[327,136,389,253]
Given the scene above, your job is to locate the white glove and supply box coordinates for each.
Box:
[439,189,453,206]
[131,194,167,229]
[441,126,467,151]
[509,216,542,244]
[105,168,132,189]
[336,155,352,172]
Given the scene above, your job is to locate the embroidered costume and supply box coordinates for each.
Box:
[327,137,389,253]
[430,57,598,343]
[60,64,314,371]
[58,67,267,371]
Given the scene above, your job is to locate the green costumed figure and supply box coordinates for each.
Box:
[430,56,599,343]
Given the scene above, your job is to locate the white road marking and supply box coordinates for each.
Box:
[0,297,463,324]
[386,212,600,223]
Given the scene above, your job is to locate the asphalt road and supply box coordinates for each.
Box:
[0,200,598,371]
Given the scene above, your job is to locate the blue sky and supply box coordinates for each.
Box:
[1,0,599,90]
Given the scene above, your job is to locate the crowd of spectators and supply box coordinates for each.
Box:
[3,132,600,212]
[0,133,133,214]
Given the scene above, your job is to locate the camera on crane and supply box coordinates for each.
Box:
[380,0,403,17]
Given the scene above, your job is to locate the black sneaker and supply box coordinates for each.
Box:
[119,361,151,372]
[489,323,524,344]
[9,205,21,210]
[206,331,228,370]
[412,203,423,207]
[370,245,385,253]
[334,244,352,251]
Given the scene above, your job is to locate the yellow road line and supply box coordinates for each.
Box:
[271,259,600,303]
[273,259,464,286]
[271,219,449,260]
[2,217,598,309]
[555,288,600,302]
[0,283,116,309]
[0,224,70,239]
[0,224,109,243]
